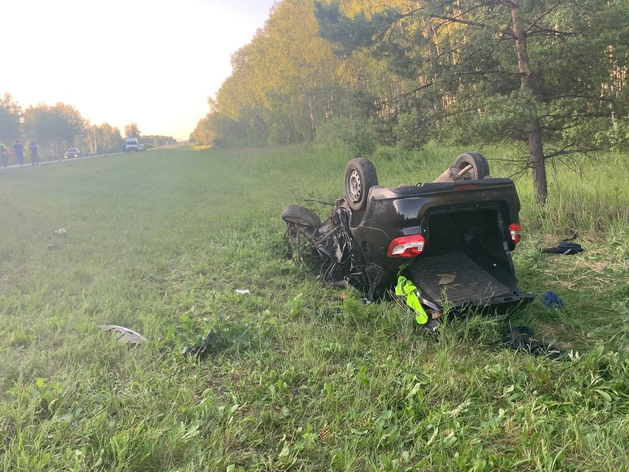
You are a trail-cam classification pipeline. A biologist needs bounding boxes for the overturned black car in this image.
[282,153,534,319]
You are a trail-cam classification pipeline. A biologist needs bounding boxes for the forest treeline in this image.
[0,94,175,162]
[192,0,629,203]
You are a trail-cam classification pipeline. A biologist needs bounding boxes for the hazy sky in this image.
[1,0,277,139]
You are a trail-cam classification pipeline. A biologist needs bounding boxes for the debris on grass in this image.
[235,289,251,295]
[98,325,147,344]
[541,240,583,255]
[181,312,274,360]
[182,329,214,359]
[182,326,244,359]
[502,325,563,359]
[53,228,68,237]
[542,291,565,309]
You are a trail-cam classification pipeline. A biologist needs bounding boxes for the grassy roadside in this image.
[0,145,628,471]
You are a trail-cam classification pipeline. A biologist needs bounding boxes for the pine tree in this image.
[316,0,629,204]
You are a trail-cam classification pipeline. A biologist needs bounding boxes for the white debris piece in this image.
[54,228,68,237]
[235,289,251,295]
[98,325,147,344]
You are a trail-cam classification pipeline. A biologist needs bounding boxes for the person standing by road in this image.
[13,140,24,165]
[29,141,39,166]
[0,143,8,168]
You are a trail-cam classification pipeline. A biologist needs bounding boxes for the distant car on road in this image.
[126,138,139,152]
[64,148,80,159]
[138,144,146,151]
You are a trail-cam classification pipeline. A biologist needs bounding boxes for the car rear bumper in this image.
[450,289,535,318]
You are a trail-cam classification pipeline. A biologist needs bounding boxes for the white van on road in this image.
[125,138,139,152]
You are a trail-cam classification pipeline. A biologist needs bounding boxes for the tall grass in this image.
[0,146,628,471]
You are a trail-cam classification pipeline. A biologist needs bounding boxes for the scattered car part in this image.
[99,325,147,344]
[502,325,563,359]
[182,329,214,359]
[422,318,440,333]
[437,274,457,286]
[235,289,251,295]
[542,241,583,255]
[54,228,68,237]
[542,291,564,309]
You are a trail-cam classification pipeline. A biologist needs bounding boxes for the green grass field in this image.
[1,146,628,471]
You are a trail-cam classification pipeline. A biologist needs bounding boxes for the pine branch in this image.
[526,0,567,34]
[527,27,576,37]
[428,2,516,38]
[544,138,629,159]
[540,94,615,103]
[372,82,434,106]
[430,14,493,30]
[456,69,523,77]
[539,123,582,132]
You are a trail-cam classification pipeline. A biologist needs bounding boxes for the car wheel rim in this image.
[348,169,362,202]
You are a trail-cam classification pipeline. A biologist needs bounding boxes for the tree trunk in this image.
[528,117,547,204]
[511,0,548,205]
[309,96,316,141]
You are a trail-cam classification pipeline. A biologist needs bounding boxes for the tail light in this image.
[387,235,426,258]
[454,184,478,190]
[509,223,522,245]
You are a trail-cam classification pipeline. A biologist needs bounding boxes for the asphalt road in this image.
[0,146,175,173]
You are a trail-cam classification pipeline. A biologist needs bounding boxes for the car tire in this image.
[345,158,378,211]
[281,205,321,228]
[453,152,490,180]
